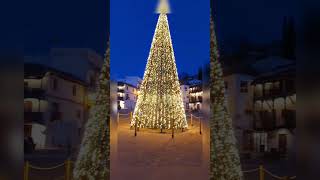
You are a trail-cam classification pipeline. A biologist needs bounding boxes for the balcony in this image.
[189,96,202,103]
[253,80,296,101]
[117,89,125,93]
[253,111,276,131]
[189,88,202,93]
[253,110,296,131]
[24,88,45,99]
[24,112,44,124]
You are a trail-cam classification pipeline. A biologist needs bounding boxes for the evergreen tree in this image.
[210,14,243,180]
[131,0,187,129]
[73,43,110,180]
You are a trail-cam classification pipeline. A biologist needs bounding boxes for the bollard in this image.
[130,112,133,122]
[191,114,193,126]
[24,161,29,180]
[172,127,174,139]
[134,121,137,136]
[65,160,71,180]
[259,165,264,180]
[117,112,120,123]
[199,117,202,135]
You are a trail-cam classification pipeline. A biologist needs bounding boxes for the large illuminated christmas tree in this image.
[210,14,243,179]
[73,43,110,179]
[131,0,187,129]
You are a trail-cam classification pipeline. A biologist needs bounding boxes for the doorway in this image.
[278,134,287,154]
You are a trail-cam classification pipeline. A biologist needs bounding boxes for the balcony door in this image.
[24,101,32,112]
[278,134,287,154]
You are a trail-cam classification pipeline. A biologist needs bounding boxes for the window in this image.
[119,101,125,109]
[240,81,248,93]
[196,103,200,110]
[72,85,77,96]
[126,94,129,100]
[76,110,81,119]
[51,103,61,121]
[52,78,58,90]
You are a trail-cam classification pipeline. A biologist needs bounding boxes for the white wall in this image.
[25,74,87,149]
[24,98,49,112]
[224,74,254,151]
[180,85,189,110]
[31,123,46,149]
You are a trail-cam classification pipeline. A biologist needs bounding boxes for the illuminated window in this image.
[119,101,125,109]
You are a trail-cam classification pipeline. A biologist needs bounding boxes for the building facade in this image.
[25,48,104,108]
[188,81,203,111]
[224,73,254,153]
[251,64,296,155]
[116,77,142,112]
[24,64,88,149]
[180,85,190,111]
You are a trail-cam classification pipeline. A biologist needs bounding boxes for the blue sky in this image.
[19,0,299,75]
[213,0,298,52]
[110,0,210,79]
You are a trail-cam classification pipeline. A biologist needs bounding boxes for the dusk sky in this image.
[21,0,298,78]
[111,0,210,79]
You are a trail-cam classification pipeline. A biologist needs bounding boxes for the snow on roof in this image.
[187,79,202,86]
[24,48,103,83]
[117,76,142,88]
[252,56,292,74]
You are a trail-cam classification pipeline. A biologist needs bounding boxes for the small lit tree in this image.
[73,43,110,179]
[131,0,187,130]
[210,14,243,180]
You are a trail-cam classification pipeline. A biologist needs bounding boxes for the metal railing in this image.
[24,161,295,180]
[242,165,296,180]
[24,160,72,180]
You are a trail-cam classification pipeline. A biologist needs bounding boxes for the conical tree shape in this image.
[73,43,110,179]
[131,2,187,129]
[210,15,243,179]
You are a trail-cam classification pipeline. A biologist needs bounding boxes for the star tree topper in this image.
[156,0,171,14]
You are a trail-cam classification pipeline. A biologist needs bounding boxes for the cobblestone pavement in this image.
[25,116,295,180]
